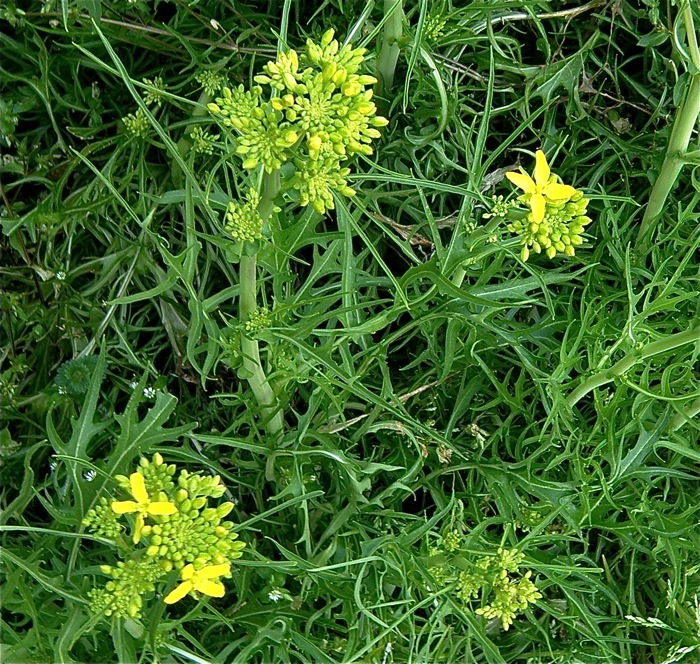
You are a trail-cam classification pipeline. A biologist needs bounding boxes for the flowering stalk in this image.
[567,325,700,407]
[207,29,388,438]
[637,4,700,247]
[239,171,284,438]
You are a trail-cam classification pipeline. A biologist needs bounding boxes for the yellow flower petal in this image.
[505,170,536,194]
[542,182,577,200]
[164,580,193,604]
[194,579,225,598]
[133,513,145,544]
[129,472,149,504]
[147,501,178,516]
[111,500,139,514]
[181,564,195,581]
[196,563,231,580]
[533,150,550,187]
[530,194,546,223]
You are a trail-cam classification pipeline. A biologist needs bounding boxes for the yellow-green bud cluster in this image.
[484,194,516,219]
[138,452,176,494]
[143,76,166,107]
[208,28,388,214]
[196,69,227,97]
[475,570,542,631]
[190,126,219,155]
[141,486,244,572]
[442,528,463,553]
[244,307,271,334]
[427,543,542,632]
[514,506,540,532]
[122,108,149,139]
[88,558,164,619]
[456,560,489,601]
[508,190,591,261]
[423,12,448,43]
[82,497,122,539]
[292,157,355,215]
[225,188,264,243]
[210,85,263,131]
[86,454,246,620]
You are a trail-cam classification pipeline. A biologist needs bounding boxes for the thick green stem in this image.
[670,395,700,431]
[637,6,700,246]
[239,170,284,438]
[567,326,700,407]
[375,0,403,102]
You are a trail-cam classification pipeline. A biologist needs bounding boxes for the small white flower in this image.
[55,271,66,281]
[143,387,156,399]
[57,386,67,395]
[129,380,138,390]
[268,589,283,602]
[49,461,57,472]
[84,469,97,482]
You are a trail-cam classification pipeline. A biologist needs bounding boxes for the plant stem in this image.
[238,170,284,438]
[375,0,403,102]
[637,5,700,246]
[567,325,700,407]
[670,395,700,432]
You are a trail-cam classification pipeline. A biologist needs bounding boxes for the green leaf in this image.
[46,348,110,517]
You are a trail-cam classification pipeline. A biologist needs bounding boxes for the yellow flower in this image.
[505,150,577,223]
[111,472,177,543]
[163,563,231,604]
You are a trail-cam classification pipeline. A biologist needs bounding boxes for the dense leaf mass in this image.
[2,1,700,663]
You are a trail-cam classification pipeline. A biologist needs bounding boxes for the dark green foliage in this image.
[2,1,700,663]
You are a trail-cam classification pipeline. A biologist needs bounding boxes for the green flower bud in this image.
[217,502,235,518]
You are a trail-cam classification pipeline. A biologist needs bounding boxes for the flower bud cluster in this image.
[225,188,264,243]
[85,454,246,620]
[82,497,122,539]
[190,127,219,155]
[483,195,516,220]
[138,452,176,493]
[141,483,244,572]
[423,12,448,43]
[508,190,591,261]
[195,70,227,97]
[427,542,541,632]
[88,558,164,619]
[122,108,149,139]
[292,157,355,215]
[244,307,271,334]
[143,76,166,107]
[208,28,388,215]
[475,570,542,630]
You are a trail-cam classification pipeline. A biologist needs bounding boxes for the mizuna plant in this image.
[208,29,388,439]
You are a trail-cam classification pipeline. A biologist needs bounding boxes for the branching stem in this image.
[637,4,700,246]
[567,325,700,407]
